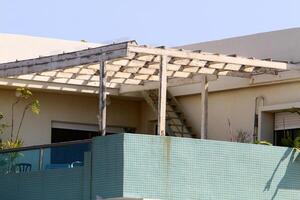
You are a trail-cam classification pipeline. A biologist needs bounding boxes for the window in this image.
[49,121,133,165]
[274,112,300,146]
[51,128,95,164]
[274,129,300,146]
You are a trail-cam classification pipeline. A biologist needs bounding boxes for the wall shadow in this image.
[263,148,300,199]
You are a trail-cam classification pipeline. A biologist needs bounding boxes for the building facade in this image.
[1,28,300,147]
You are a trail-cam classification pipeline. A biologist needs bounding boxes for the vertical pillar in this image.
[201,75,208,139]
[158,55,167,136]
[98,61,107,136]
[38,148,44,170]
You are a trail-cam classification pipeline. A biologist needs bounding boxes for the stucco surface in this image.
[178,81,300,140]
[0,88,142,146]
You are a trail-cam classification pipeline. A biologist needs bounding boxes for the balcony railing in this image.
[0,139,91,175]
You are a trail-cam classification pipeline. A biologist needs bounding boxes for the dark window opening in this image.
[274,129,300,147]
[50,126,132,165]
[50,128,97,165]
[51,128,97,143]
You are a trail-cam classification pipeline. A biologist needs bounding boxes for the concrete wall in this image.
[91,134,300,200]
[0,33,101,64]
[0,168,85,200]
[180,28,300,63]
[177,81,300,140]
[0,88,143,146]
[138,101,156,134]
[142,78,300,142]
[92,135,124,199]
[1,134,300,200]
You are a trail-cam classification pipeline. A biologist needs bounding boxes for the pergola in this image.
[0,40,299,138]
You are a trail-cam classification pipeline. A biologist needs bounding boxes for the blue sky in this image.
[1,0,299,46]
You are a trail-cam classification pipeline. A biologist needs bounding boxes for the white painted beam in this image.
[119,74,217,94]
[98,62,107,136]
[0,78,119,95]
[158,55,167,136]
[0,42,129,78]
[200,75,208,139]
[128,44,289,70]
[218,71,251,78]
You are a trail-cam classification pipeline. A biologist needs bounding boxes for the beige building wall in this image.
[2,80,299,146]
[179,28,300,62]
[177,81,300,141]
[0,88,142,146]
[138,101,156,134]
[0,33,101,64]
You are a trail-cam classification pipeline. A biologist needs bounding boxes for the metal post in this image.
[98,61,107,136]
[201,75,208,139]
[38,148,44,170]
[158,55,167,136]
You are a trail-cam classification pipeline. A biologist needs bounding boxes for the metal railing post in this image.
[38,148,44,171]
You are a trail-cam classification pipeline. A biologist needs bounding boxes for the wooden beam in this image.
[98,62,107,136]
[201,75,208,139]
[0,42,129,78]
[217,71,251,78]
[119,74,217,94]
[158,55,168,136]
[128,44,288,70]
[0,77,119,95]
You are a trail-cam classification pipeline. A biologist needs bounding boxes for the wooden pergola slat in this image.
[1,40,300,137]
[1,41,297,90]
[127,44,290,70]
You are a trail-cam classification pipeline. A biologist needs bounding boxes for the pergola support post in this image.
[201,75,208,139]
[158,55,168,136]
[98,61,107,136]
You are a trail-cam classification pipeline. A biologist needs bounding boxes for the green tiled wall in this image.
[122,134,300,200]
[0,168,84,200]
[91,134,124,199]
[1,134,300,200]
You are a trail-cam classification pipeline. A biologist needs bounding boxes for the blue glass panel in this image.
[51,143,90,164]
[42,142,91,170]
[0,149,39,174]
[0,141,91,173]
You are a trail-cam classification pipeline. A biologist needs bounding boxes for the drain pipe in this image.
[253,96,264,142]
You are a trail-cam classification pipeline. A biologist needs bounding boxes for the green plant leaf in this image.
[1,139,23,150]
[0,88,40,151]
[16,88,33,99]
[255,140,272,146]
[294,136,300,149]
[30,100,40,115]
[0,124,9,134]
